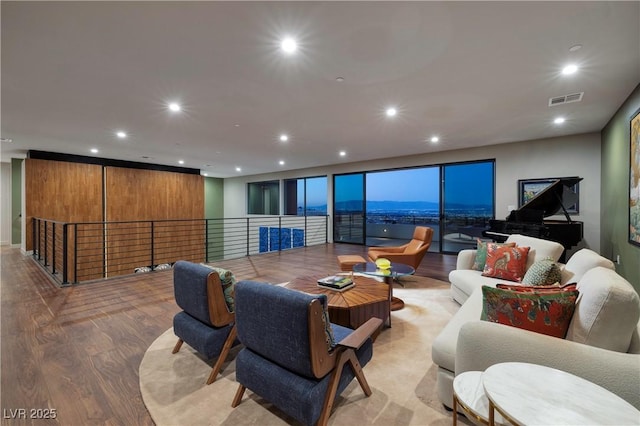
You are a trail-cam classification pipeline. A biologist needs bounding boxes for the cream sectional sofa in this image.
[448,233,615,304]
[433,244,640,412]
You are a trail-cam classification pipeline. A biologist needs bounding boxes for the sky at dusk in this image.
[367,167,439,202]
[302,161,494,208]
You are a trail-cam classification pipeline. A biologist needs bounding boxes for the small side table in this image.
[453,371,505,426]
[352,262,415,311]
[483,362,640,425]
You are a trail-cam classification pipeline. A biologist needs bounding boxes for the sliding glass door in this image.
[441,161,495,252]
[365,167,440,248]
[333,173,365,244]
[332,160,494,253]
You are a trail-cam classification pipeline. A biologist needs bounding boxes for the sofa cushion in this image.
[472,240,516,271]
[481,285,579,338]
[448,269,507,304]
[505,234,564,270]
[522,257,562,285]
[432,288,484,372]
[561,249,615,284]
[566,267,640,352]
[482,244,530,282]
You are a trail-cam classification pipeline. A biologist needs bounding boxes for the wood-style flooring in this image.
[0,244,456,425]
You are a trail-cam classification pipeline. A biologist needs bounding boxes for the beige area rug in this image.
[139,276,472,426]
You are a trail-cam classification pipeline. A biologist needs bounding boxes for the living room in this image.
[1,2,639,425]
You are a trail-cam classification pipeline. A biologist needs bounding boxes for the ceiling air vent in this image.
[548,92,584,107]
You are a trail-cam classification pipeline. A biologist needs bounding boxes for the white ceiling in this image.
[2,1,639,178]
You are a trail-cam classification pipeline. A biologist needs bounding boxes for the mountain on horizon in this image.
[330,200,491,211]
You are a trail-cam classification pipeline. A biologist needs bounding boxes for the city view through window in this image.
[334,161,495,252]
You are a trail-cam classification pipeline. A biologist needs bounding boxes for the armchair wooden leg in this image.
[317,348,370,426]
[231,384,246,408]
[172,338,184,354]
[346,351,372,396]
[206,325,237,385]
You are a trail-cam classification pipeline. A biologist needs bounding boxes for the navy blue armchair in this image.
[172,260,238,385]
[231,280,382,426]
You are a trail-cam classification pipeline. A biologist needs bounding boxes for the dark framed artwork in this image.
[630,107,640,247]
[518,177,579,214]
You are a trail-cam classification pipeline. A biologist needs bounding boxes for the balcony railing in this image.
[32,215,329,286]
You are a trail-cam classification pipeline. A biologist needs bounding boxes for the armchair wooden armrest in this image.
[337,317,383,350]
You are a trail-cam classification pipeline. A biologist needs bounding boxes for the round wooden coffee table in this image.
[285,274,391,329]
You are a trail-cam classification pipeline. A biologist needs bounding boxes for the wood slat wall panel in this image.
[104,167,205,276]
[25,159,207,282]
[104,167,204,221]
[25,159,104,281]
[25,159,103,234]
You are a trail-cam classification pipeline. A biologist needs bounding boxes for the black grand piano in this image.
[483,177,583,261]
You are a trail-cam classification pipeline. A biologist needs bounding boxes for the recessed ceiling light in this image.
[235,167,242,172]
[339,151,347,157]
[554,117,566,124]
[569,44,582,52]
[386,107,397,117]
[178,160,184,165]
[335,77,345,83]
[168,102,181,112]
[562,64,578,75]
[116,131,127,139]
[90,148,98,154]
[430,136,439,143]
[281,37,297,54]
[279,134,289,142]
[203,172,208,177]
[279,160,285,165]
[234,124,240,127]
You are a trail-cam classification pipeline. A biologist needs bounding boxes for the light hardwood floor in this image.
[0,244,456,425]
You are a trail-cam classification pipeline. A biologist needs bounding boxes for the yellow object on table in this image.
[375,258,391,269]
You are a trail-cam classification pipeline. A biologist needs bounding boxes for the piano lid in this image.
[517,177,582,220]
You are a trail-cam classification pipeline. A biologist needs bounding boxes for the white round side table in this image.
[483,362,640,425]
[452,371,505,426]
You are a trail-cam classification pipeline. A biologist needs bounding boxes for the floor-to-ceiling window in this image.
[365,167,440,248]
[441,161,495,252]
[333,173,365,244]
[284,176,327,216]
[332,160,495,253]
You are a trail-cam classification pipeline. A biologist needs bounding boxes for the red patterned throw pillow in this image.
[472,240,516,271]
[481,285,579,338]
[482,244,530,282]
[497,283,578,293]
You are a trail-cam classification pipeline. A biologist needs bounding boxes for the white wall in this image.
[224,132,601,253]
[0,162,12,246]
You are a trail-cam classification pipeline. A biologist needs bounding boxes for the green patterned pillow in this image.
[200,264,237,312]
[320,298,336,349]
[522,257,562,286]
[472,239,516,271]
